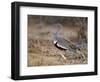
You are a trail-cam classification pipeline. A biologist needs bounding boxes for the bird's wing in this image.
[57,37,71,48]
[57,37,77,50]
[69,43,77,49]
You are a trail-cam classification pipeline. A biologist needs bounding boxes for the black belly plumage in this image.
[54,42,67,50]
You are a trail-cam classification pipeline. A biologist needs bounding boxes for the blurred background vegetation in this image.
[28,15,87,27]
[28,15,87,42]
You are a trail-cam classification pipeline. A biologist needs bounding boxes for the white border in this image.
[20,6,94,76]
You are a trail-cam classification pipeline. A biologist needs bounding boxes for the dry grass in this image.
[28,39,87,67]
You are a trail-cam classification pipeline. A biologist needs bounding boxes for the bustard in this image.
[52,24,85,61]
[52,24,78,52]
[53,31,79,53]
